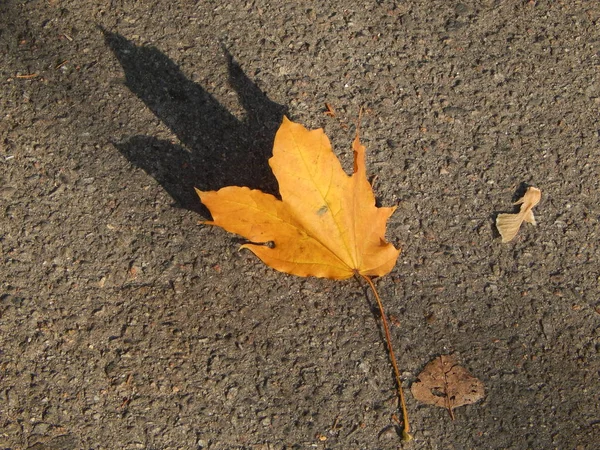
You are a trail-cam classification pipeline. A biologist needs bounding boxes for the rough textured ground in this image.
[1,1,599,449]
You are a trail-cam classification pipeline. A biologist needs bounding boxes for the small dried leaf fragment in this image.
[411,355,485,419]
[323,102,336,117]
[496,186,541,243]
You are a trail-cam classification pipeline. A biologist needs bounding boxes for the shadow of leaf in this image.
[102,29,287,213]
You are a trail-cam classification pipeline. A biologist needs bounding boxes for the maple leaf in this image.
[196,116,400,280]
[196,116,410,440]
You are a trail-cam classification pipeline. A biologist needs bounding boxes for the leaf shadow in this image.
[355,276,381,318]
[101,28,287,214]
[354,275,395,360]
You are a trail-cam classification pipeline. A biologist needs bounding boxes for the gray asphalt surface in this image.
[1,1,599,449]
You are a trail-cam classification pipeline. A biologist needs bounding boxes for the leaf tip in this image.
[194,187,205,198]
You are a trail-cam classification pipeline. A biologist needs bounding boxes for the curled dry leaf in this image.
[496,186,541,243]
[411,354,485,420]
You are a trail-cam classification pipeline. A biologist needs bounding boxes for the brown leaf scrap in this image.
[411,355,485,420]
[496,186,541,243]
[323,102,336,117]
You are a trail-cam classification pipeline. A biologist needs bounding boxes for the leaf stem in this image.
[360,274,413,441]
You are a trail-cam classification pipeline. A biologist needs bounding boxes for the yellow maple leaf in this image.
[196,117,411,440]
[196,116,400,279]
